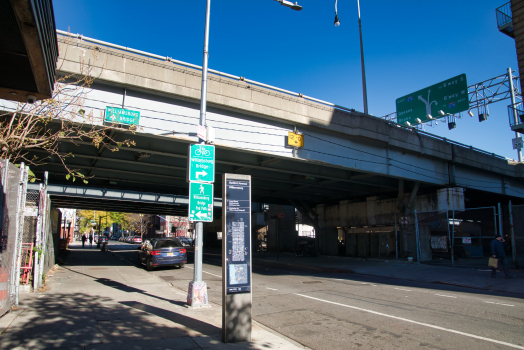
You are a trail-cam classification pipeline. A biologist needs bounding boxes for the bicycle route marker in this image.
[187,144,215,183]
[188,182,213,222]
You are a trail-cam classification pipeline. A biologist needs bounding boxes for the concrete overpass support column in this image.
[318,227,339,256]
[344,228,357,257]
[267,205,296,252]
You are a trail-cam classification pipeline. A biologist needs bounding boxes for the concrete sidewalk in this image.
[0,244,307,350]
[252,252,524,296]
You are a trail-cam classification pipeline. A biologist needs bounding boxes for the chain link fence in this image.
[414,205,524,267]
[510,204,524,268]
[0,161,24,316]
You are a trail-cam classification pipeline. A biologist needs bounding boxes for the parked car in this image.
[178,237,194,246]
[119,236,125,242]
[110,235,119,240]
[133,236,142,244]
[126,236,134,243]
[138,238,186,271]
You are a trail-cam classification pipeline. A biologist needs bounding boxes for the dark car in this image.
[98,236,108,244]
[138,238,186,271]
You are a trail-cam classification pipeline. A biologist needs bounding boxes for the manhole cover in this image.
[89,268,108,270]
[303,281,322,284]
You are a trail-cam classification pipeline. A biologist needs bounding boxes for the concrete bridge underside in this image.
[4,34,524,257]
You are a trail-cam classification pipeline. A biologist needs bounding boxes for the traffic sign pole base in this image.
[187,281,208,307]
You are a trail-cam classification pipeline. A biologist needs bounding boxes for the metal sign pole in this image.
[509,201,518,268]
[187,0,211,307]
[507,68,522,162]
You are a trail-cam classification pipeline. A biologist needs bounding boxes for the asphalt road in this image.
[109,241,524,350]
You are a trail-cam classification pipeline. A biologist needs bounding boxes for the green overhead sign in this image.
[396,74,469,126]
[187,144,215,183]
[105,106,140,125]
[188,182,213,222]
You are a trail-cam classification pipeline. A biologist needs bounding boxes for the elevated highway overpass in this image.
[4,33,524,255]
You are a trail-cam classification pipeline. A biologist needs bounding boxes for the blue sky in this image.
[53,0,520,159]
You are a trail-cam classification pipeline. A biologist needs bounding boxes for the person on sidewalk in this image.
[89,233,93,248]
[81,234,87,248]
[490,234,514,279]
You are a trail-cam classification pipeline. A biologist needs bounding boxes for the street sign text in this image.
[396,74,469,126]
[187,144,215,183]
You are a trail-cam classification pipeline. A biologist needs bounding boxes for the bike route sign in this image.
[396,74,469,126]
[187,144,215,183]
[188,182,213,222]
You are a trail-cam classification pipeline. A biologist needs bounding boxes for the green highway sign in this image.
[396,74,469,126]
[188,182,213,222]
[187,144,215,183]
[105,106,140,125]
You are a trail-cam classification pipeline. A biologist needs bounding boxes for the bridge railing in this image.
[496,2,513,29]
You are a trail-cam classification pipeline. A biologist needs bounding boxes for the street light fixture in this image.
[334,0,368,115]
[274,0,303,11]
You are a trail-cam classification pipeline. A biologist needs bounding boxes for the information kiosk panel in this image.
[224,178,251,294]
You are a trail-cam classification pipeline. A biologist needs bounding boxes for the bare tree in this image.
[0,41,135,183]
[127,213,152,238]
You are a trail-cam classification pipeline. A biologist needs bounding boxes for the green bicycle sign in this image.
[187,144,215,183]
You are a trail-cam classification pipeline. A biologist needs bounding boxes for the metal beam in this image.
[27,183,222,207]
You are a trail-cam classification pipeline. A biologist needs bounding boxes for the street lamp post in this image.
[188,0,303,308]
[334,0,369,115]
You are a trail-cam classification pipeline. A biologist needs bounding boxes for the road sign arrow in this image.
[195,211,208,219]
[196,170,208,179]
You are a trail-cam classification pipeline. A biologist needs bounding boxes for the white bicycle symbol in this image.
[195,145,211,156]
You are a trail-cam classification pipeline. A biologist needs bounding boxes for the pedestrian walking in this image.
[81,234,87,248]
[490,234,514,279]
[89,233,93,248]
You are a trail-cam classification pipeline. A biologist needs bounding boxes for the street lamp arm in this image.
[274,0,303,11]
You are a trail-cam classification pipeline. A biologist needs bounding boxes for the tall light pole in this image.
[188,0,303,308]
[334,0,369,115]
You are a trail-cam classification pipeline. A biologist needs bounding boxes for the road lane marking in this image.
[434,294,457,298]
[267,288,278,291]
[186,266,221,278]
[484,301,514,307]
[295,293,524,350]
[203,271,221,278]
[394,288,412,292]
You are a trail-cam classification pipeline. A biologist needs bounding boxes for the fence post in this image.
[493,207,498,236]
[446,210,452,265]
[38,172,49,283]
[414,210,420,262]
[13,164,28,305]
[33,183,43,291]
[395,213,398,260]
[509,201,518,268]
[451,210,455,266]
[498,203,503,240]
